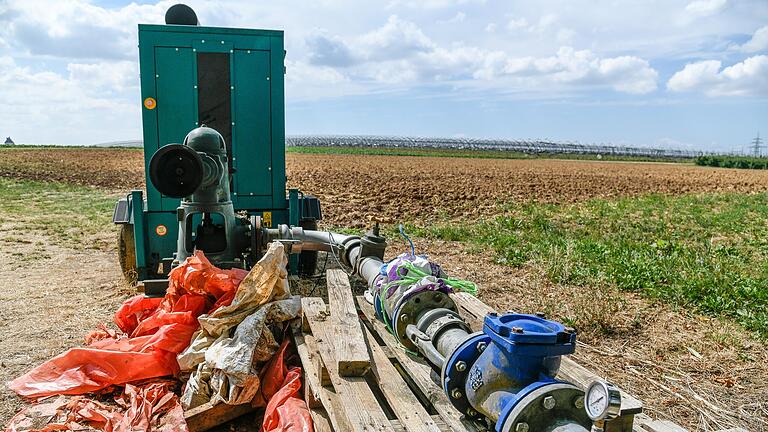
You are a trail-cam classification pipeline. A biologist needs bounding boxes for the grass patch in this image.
[287,146,693,163]
[0,178,119,250]
[412,193,768,337]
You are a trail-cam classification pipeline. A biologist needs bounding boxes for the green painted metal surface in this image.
[131,22,292,277]
[139,23,287,215]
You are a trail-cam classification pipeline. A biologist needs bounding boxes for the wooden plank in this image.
[289,319,323,409]
[326,269,371,376]
[363,324,443,432]
[304,297,395,432]
[451,292,644,417]
[357,296,485,432]
[184,400,255,432]
[292,315,353,432]
[309,407,335,432]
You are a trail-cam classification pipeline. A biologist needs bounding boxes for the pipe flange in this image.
[499,382,591,432]
[393,290,455,351]
[441,332,488,419]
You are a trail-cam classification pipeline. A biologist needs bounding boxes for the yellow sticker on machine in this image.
[262,211,272,227]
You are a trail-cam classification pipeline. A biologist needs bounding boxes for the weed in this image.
[419,193,768,337]
[0,178,119,250]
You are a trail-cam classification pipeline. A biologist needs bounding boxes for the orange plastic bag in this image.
[9,252,248,399]
[4,380,187,432]
[256,339,313,432]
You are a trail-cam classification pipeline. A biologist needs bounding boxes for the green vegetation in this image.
[287,146,692,163]
[0,178,119,250]
[696,155,768,169]
[411,193,768,338]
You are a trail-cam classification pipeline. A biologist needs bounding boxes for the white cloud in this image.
[484,23,497,33]
[439,12,466,24]
[67,62,137,92]
[0,56,139,144]
[667,55,768,96]
[359,15,436,59]
[386,0,485,9]
[474,47,658,94]
[507,18,529,31]
[685,0,728,16]
[737,26,768,53]
[305,16,658,95]
[505,14,559,34]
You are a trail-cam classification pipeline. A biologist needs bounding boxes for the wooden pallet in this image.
[292,270,696,432]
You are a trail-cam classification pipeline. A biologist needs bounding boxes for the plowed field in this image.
[2,148,768,227]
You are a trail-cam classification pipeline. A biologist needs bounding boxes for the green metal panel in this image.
[138,24,287,213]
[130,190,147,273]
[146,212,179,267]
[155,46,196,211]
[233,49,272,198]
[270,36,287,209]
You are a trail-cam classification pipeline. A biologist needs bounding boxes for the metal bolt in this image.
[476,342,487,352]
[535,311,546,318]
[512,326,524,334]
[466,408,477,417]
[451,389,462,399]
[455,361,467,372]
[399,313,409,323]
[433,292,442,302]
[574,396,585,409]
[542,395,556,410]
[515,423,529,432]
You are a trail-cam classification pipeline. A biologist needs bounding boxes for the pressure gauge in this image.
[584,380,621,421]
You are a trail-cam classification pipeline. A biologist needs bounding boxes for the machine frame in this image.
[113,21,320,281]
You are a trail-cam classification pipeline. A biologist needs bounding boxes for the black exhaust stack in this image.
[165,4,199,26]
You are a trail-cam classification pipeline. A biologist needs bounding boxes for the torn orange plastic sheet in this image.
[256,339,313,432]
[4,380,187,432]
[9,251,247,399]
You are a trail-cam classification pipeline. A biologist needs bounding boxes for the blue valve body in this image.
[443,313,577,431]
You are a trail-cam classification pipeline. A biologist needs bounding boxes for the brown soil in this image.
[286,154,768,228]
[3,148,768,228]
[1,149,767,430]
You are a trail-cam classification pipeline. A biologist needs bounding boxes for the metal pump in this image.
[149,126,251,269]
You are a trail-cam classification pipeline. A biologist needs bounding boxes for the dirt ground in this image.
[1,149,767,430]
[0,222,129,427]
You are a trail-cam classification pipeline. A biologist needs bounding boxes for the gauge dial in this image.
[584,381,621,421]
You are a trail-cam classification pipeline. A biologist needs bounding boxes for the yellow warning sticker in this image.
[143,97,157,110]
[155,224,168,236]
[262,211,272,228]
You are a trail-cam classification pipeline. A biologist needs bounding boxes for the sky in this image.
[0,0,766,151]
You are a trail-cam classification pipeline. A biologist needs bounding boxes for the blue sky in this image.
[0,0,766,151]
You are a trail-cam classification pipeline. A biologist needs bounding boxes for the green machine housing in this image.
[113,18,321,282]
